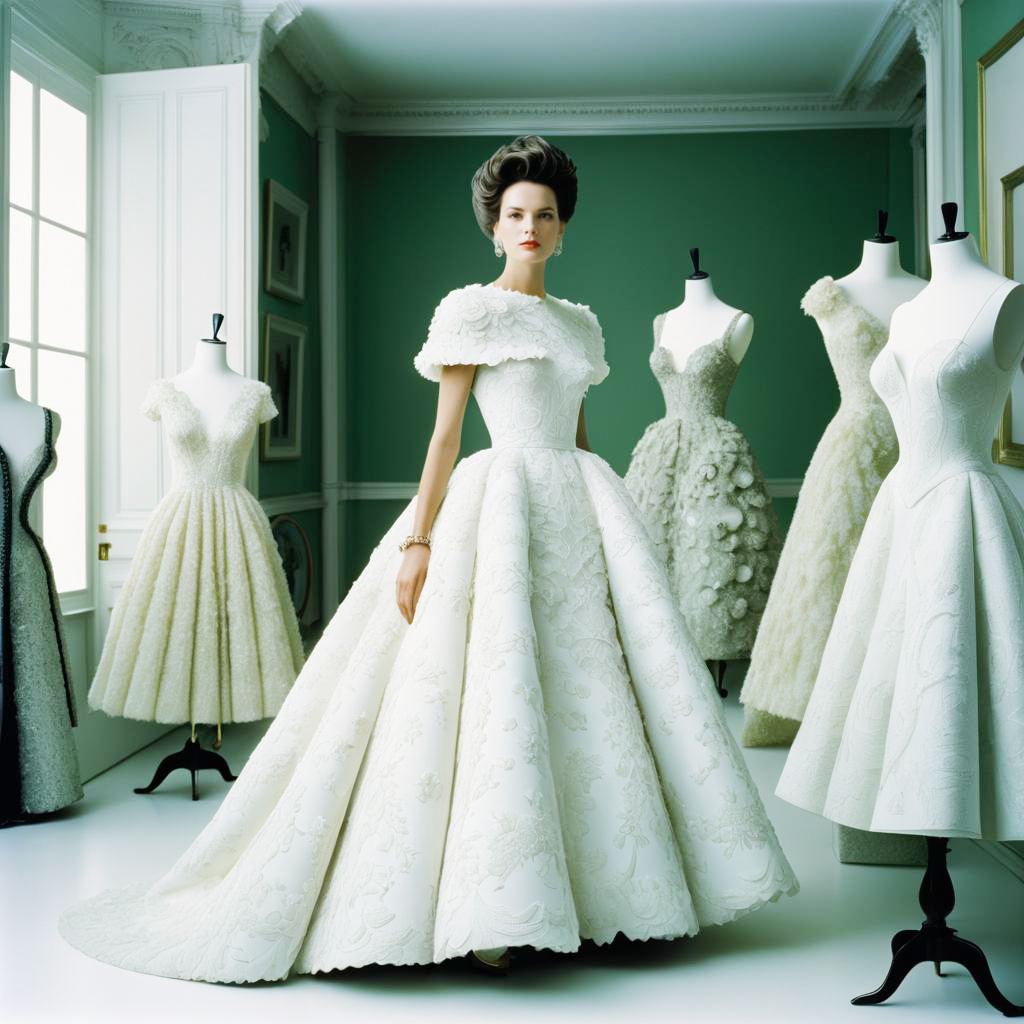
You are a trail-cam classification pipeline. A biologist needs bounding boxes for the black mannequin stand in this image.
[852,836,1023,1016]
[134,727,237,801]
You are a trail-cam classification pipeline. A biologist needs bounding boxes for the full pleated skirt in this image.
[87,484,304,724]
[776,469,1024,839]
[61,447,797,983]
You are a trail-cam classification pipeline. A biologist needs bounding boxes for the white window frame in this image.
[9,13,96,616]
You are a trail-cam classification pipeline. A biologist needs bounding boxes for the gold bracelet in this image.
[399,534,431,552]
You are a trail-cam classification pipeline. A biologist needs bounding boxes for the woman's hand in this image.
[396,544,431,624]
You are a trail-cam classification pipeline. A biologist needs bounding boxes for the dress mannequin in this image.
[658,249,753,368]
[777,204,1024,1014]
[170,314,248,434]
[624,249,780,681]
[834,211,925,327]
[0,353,62,465]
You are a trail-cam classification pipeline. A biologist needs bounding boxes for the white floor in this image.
[3,673,1023,1024]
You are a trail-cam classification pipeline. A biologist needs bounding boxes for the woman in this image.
[60,136,797,983]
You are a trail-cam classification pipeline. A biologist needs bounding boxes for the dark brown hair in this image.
[470,135,578,239]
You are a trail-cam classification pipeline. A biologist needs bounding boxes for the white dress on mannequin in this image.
[60,281,797,983]
[777,239,1024,839]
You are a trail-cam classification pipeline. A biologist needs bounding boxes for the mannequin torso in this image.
[0,369,62,466]
[656,275,753,369]
[835,240,925,329]
[171,340,249,436]
[887,235,1024,377]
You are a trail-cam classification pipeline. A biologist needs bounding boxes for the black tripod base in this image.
[852,837,1023,1017]
[134,735,237,801]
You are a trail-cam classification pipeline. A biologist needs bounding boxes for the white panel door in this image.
[95,62,255,675]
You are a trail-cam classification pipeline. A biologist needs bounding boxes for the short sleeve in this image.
[141,379,166,421]
[583,307,610,386]
[257,384,278,424]
[413,286,549,383]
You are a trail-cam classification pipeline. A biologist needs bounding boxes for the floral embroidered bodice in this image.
[870,279,1019,507]
[142,378,276,488]
[414,282,609,451]
[649,311,743,419]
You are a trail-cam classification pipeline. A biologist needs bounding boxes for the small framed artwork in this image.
[261,314,305,461]
[270,514,317,626]
[264,178,308,303]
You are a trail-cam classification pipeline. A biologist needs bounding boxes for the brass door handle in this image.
[98,542,111,561]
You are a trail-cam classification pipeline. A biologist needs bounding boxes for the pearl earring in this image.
[494,239,505,257]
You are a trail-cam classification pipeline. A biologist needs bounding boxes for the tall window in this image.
[7,65,89,596]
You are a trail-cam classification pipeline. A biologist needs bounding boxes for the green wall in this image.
[257,90,323,625]
[962,0,1024,237]
[258,90,322,500]
[341,128,916,590]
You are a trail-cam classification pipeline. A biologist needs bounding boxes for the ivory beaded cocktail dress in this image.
[740,277,898,746]
[86,377,304,725]
[59,282,797,983]
[624,310,780,661]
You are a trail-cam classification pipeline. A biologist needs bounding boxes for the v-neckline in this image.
[0,406,51,479]
[165,378,257,441]
[823,277,889,336]
[654,309,744,375]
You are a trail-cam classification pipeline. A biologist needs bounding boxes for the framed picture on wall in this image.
[979,16,1024,469]
[264,178,308,303]
[261,314,305,461]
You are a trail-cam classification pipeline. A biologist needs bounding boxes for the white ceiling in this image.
[289,0,902,100]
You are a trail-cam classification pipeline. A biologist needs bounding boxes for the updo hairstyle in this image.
[470,135,578,240]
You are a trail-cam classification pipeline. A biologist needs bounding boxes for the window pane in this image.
[37,350,86,593]
[9,72,33,210]
[39,88,86,232]
[39,222,86,352]
[4,341,33,399]
[9,207,33,341]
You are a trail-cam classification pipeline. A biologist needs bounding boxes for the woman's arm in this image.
[575,401,591,453]
[395,363,476,623]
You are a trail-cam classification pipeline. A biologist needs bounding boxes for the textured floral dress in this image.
[740,278,897,747]
[0,408,83,822]
[60,282,797,984]
[777,277,1024,839]
[624,310,780,660]
[87,377,304,725]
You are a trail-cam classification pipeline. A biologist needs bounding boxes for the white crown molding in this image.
[332,94,914,137]
[338,478,804,502]
[839,5,917,111]
[259,43,317,133]
[895,0,963,238]
[103,0,299,72]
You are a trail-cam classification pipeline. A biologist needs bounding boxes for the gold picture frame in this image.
[978,17,1024,469]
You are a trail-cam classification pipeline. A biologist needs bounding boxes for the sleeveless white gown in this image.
[59,282,797,983]
[777,278,1024,840]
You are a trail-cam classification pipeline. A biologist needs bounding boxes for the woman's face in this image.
[491,180,564,263]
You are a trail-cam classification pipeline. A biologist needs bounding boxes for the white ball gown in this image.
[776,277,1024,839]
[60,282,797,983]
